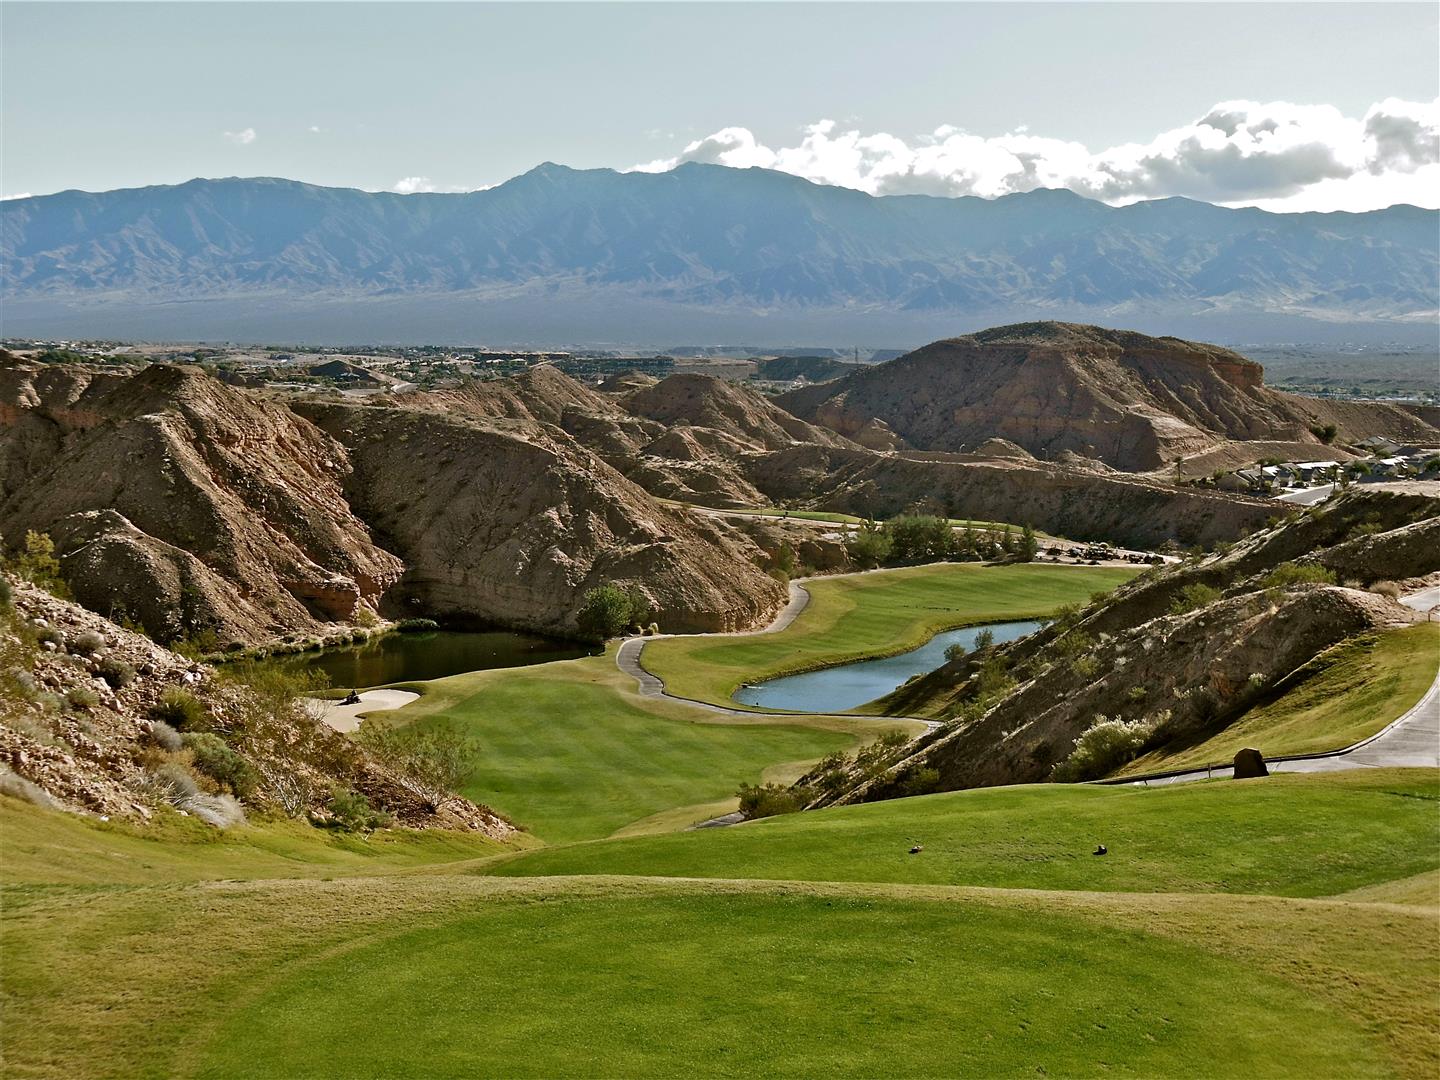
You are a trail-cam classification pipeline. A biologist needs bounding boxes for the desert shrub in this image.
[1053,631,1094,660]
[943,642,967,663]
[973,628,995,651]
[1053,715,1153,782]
[97,657,137,689]
[65,686,100,710]
[1126,685,1148,703]
[736,781,808,819]
[974,654,1014,700]
[179,793,246,828]
[575,584,641,642]
[0,576,11,613]
[1369,580,1402,599]
[183,732,259,798]
[34,625,64,648]
[898,766,942,797]
[151,688,211,732]
[324,786,393,832]
[170,628,221,658]
[1168,582,1221,615]
[354,607,381,629]
[69,630,106,657]
[1070,654,1100,679]
[395,618,440,633]
[148,760,201,801]
[846,527,893,569]
[10,531,68,597]
[1308,422,1339,444]
[0,767,56,808]
[147,719,184,752]
[357,723,475,810]
[1261,562,1337,589]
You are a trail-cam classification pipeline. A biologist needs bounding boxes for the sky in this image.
[3,1,1438,211]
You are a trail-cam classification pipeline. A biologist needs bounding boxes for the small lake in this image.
[278,630,590,689]
[732,620,1043,713]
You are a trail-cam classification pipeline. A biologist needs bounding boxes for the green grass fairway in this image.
[487,768,1440,897]
[643,562,1137,707]
[372,652,898,843]
[191,888,1377,1080]
[1123,623,1440,775]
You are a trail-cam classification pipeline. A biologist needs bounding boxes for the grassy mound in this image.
[643,563,1136,707]
[191,888,1377,1079]
[486,769,1440,897]
[1122,622,1439,775]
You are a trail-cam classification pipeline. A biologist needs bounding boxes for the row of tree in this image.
[846,515,1038,569]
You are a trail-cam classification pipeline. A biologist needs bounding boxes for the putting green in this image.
[487,768,1440,897]
[642,562,1137,707]
[193,889,1379,1079]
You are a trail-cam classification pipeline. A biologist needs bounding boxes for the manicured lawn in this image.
[643,562,1137,707]
[1122,623,1439,775]
[487,768,1440,898]
[191,888,1378,1080]
[372,652,892,843]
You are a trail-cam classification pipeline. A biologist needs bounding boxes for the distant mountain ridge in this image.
[3,164,1437,340]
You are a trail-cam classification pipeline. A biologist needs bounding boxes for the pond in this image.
[732,620,1043,713]
[277,629,591,689]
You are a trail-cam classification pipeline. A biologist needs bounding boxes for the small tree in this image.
[576,585,634,642]
[11,531,68,596]
[1019,523,1038,562]
[846,527,893,569]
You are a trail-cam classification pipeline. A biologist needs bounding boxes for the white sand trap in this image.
[306,689,420,733]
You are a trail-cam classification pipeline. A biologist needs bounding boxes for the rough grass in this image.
[4,874,1421,1080]
[643,562,1137,707]
[486,768,1440,898]
[365,651,905,843]
[1122,623,1439,775]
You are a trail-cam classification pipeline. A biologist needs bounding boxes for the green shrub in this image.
[886,515,954,562]
[394,618,439,633]
[65,686,100,710]
[1261,563,1337,589]
[151,688,211,732]
[972,628,995,651]
[1070,655,1100,679]
[183,732,258,798]
[1053,715,1153,782]
[35,625,64,648]
[943,642,967,663]
[324,786,393,832]
[97,657,137,689]
[846,526,893,569]
[1168,582,1221,615]
[357,723,475,810]
[575,584,644,642]
[0,576,11,613]
[736,781,808,819]
[10,531,68,597]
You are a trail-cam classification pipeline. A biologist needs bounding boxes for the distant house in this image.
[1291,460,1340,483]
[1234,468,1269,491]
[1374,456,1411,476]
[1355,435,1402,456]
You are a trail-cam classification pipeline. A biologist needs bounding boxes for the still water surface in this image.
[732,620,1042,713]
[280,630,590,689]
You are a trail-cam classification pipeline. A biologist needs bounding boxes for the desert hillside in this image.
[778,322,1440,470]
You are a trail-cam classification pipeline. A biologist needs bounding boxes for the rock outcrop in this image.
[0,361,403,645]
[778,323,1440,471]
[295,400,787,636]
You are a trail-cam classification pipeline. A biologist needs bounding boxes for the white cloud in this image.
[633,98,1440,212]
[308,125,323,134]
[392,176,436,194]
[222,127,257,146]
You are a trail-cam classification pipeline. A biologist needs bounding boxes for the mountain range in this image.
[3,164,1437,343]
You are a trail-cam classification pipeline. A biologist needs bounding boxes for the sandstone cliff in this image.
[0,362,403,645]
[778,322,1440,471]
[295,399,787,636]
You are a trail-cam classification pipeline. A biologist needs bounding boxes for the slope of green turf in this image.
[193,889,1379,1080]
[1122,623,1440,775]
[642,563,1137,707]
[372,652,891,843]
[486,768,1440,897]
